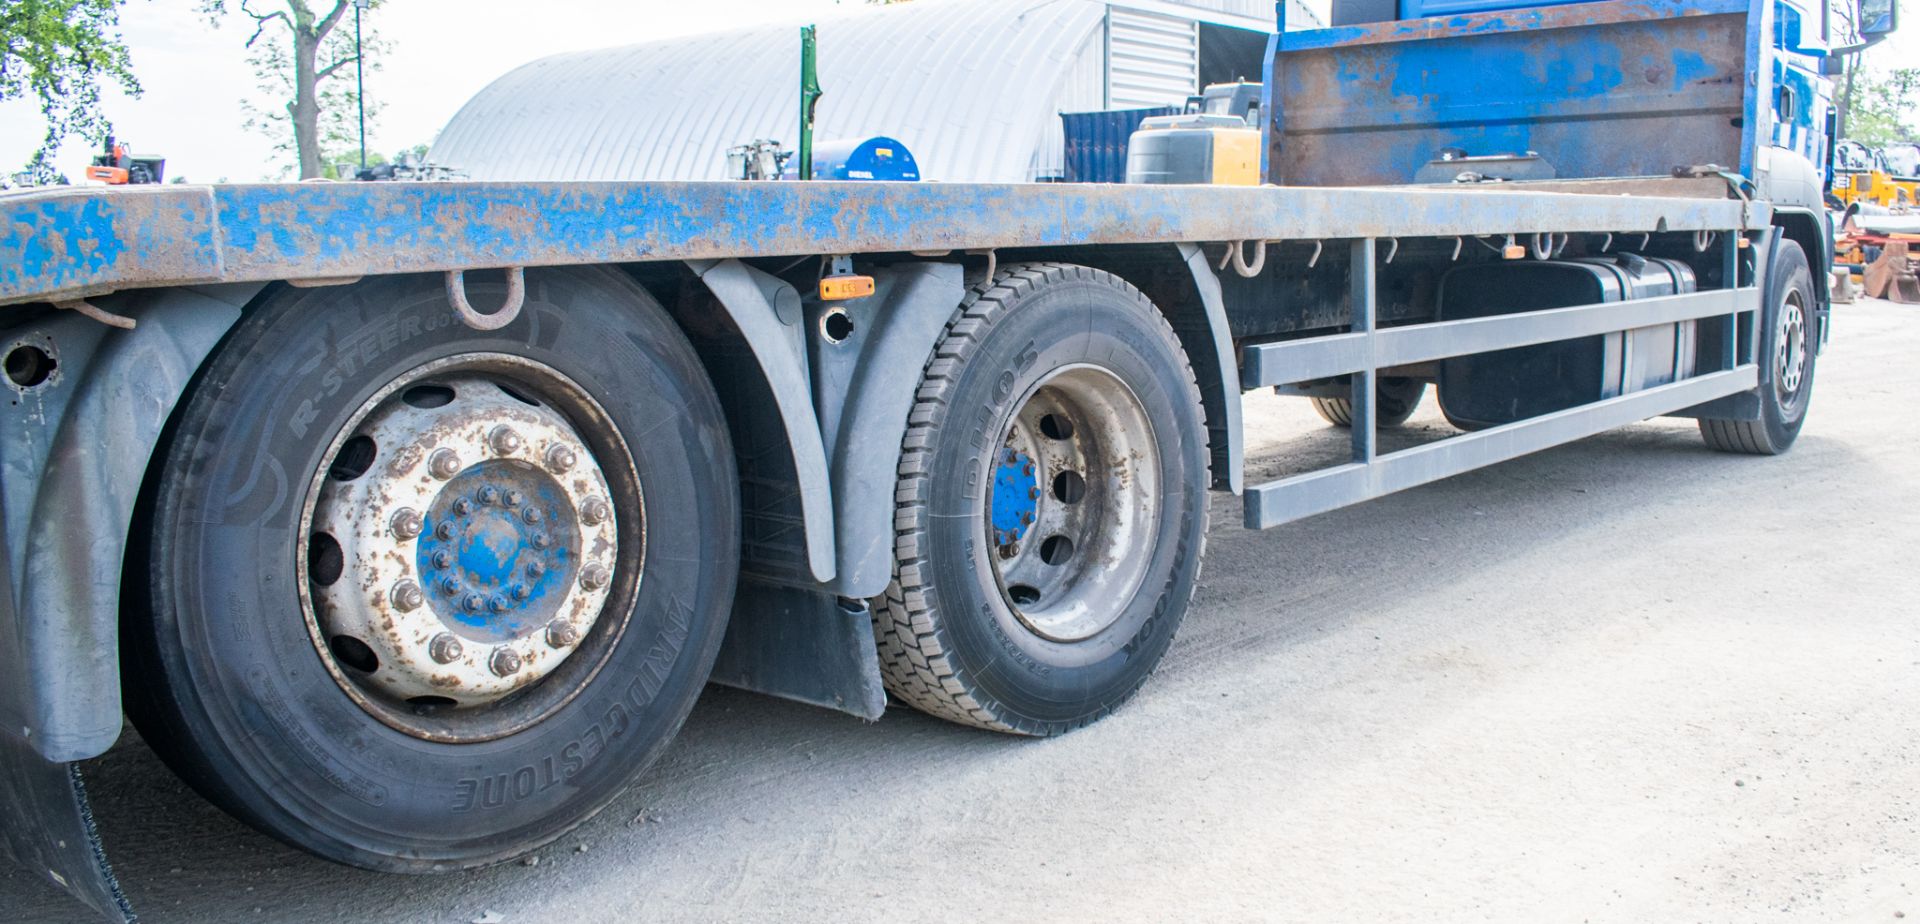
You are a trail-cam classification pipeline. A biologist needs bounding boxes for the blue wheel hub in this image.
[417,461,577,644]
[990,447,1041,546]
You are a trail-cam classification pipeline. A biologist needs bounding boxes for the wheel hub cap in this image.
[990,448,1041,548]
[986,365,1160,644]
[1777,297,1807,400]
[310,375,618,707]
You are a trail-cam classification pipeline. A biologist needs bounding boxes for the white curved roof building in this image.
[431,0,1316,184]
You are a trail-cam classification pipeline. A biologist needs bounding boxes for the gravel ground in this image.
[6,298,1917,924]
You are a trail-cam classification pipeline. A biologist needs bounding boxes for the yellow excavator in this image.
[1832,140,1917,210]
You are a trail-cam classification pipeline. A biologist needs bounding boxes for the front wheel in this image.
[1699,239,1817,455]
[124,268,739,870]
[869,263,1211,736]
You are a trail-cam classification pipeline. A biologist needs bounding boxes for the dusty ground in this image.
[6,298,1917,923]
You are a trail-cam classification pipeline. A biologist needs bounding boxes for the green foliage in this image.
[199,1,385,179]
[0,0,141,182]
[1847,67,1920,148]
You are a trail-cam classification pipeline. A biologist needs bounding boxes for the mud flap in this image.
[0,738,134,922]
[1,489,133,921]
[708,579,887,720]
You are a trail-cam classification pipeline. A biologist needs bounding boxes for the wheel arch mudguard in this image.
[684,258,967,720]
[1,282,260,922]
[1,283,259,763]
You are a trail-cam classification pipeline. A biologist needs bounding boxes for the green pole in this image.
[799,25,822,180]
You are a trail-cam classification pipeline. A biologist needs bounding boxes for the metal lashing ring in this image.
[1307,240,1323,269]
[1230,239,1267,277]
[1383,238,1400,265]
[447,267,526,331]
[1693,229,1715,252]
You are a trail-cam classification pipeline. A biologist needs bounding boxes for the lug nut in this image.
[487,594,510,614]
[504,489,524,508]
[462,593,485,613]
[579,563,610,592]
[489,648,523,677]
[581,497,610,527]
[390,507,424,540]
[477,485,500,505]
[489,426,523,456]
[452,497,474,516]
[429,449,462,480]
[545,444,577,474]
[511,584,531,601]
[527,561,547,579]
[522,507,542,525]
[432,549,455,569]
[435,520,457,541]
[441,576,463,595]
[531,532,551,551]
[391,580,424,612]
[429,633,463,664]
[545,620,580,649]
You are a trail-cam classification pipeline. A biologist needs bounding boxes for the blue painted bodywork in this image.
[1400,0,1588,17]
[1269,0,1844,205]
[0,180,1753,307]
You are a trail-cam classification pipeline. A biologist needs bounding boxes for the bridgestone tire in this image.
[123,267,738,871]
[869,263,1210,736]
[1699,240,1817,455]
[1311,377,1426,428]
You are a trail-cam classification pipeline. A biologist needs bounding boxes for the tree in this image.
[0,0,141,183]
[1844,66,1920,148]
[199,1,384,180]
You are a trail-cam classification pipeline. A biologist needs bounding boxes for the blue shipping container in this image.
[1061,107,1179,184]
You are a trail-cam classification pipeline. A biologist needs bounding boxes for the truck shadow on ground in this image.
[0,413,1868,923]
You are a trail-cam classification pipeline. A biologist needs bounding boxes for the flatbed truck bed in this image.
[3,179,1751,304]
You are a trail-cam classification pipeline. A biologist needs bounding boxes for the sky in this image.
[1,0,1915,184]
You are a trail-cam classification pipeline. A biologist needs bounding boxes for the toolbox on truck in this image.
[1436,254,1698,429]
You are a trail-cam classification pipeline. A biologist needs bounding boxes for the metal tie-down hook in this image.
[447,267,526,331]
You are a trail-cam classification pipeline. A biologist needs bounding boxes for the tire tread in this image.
[867,262,1208,736]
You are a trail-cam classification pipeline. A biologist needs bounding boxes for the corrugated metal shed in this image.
[431,0,1298,184]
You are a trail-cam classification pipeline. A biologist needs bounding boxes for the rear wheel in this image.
[1310,376,1425,428]
[124,267,738,870]
[1699,240,1817,455]
[869,263,1210,736]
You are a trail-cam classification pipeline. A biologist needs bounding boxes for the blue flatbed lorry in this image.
[0,0,1896,917]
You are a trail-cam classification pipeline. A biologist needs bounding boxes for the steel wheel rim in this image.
[296,353,643,742]
[985,364,1161,644]
[1776,291,1807,405]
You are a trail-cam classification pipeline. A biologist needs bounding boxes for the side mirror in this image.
[1860,0,1897,37]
